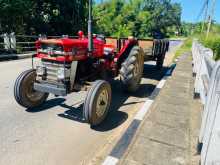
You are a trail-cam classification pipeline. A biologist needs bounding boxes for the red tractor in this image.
[14,0,144,126]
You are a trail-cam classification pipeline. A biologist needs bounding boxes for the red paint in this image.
[35,32,138,70]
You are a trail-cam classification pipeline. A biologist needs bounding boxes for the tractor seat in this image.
[96,34,106,44]
[104,45,115,57]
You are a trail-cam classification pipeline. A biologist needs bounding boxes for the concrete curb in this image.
[102,63,176,165]
[0,53,34,61]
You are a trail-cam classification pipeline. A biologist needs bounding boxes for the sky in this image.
[173,0,220,23]
[95,0,220,23]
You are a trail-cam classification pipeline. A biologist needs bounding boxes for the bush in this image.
[199,34,220,60]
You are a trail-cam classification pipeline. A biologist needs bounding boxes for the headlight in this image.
[36,66,46,76]
[57,68,65,80]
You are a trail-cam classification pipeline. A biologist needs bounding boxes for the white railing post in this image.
[192,39,220,165]
[3,33,10,50]
[10,32,16,50]
[200,62,220,165]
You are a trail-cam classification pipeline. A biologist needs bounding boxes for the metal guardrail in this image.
[0,33,37,55]
[0,33,78,55]
[192,40,220,165]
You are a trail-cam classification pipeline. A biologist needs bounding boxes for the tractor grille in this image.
[37,61,71,84]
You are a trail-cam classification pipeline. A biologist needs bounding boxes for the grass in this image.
[172,32,220,61]
[174,37,193,60]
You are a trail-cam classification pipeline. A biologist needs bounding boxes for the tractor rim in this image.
[96,89,108,117]
[25,74,45,102]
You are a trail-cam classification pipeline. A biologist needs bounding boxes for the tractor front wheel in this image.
[120,46,144,92]
[83,80,112,126]
[14,69,49,108]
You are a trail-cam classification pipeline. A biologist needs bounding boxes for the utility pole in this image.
[201,0,209,32]
[206,0,216,38]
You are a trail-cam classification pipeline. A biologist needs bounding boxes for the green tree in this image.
[94,0,182,38]
[0,0,88,35]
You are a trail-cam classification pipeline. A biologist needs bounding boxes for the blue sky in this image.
[173,0,220,23]
[95,0,220,23]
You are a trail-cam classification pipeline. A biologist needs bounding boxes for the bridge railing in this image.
[0,33,38,55]
[0,33,79,56]
[192,40,220,165]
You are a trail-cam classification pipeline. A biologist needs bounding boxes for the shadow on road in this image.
[143,63,169,80]
[26,98,66,112]
[58,103,86,123]
[57,63,169,131]
[26,63,169,131]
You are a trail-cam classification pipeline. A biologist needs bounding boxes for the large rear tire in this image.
[120,46,144,92]
[14,69,49,108]
[83,80,112,126]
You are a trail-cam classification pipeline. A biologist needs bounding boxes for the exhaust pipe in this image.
[88,0,93,54]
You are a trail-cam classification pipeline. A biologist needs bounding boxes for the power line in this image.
[206,0,217,38]
[201,0,209,32]
[191,0,209,35]
[196,0,209,22]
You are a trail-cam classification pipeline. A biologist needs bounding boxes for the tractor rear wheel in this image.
[14,69,49,108]
[120,46,144,92]
[83,80,112,126]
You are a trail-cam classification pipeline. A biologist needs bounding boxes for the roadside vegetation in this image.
[174,38,193,59]
[199,33,220,60]
[174,23,220,60]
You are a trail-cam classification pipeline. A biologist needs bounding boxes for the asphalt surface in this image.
[0,58,168,165]
[169,40,183,52]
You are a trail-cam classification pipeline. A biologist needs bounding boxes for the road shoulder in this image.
[119,53,202,165]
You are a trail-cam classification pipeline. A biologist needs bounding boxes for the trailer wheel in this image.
[14,69,49,108]
[83,80,112,126]
[120,46,144,92]
[156,56,164,70]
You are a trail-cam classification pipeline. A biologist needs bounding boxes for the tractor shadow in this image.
[58,103,86,123]
[27,62,170,131]
[26,98,66,112]
[57,63,170,131]
[142,63,169,81]
[57,85,131,131]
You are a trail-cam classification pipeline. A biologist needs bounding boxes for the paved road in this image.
[169,40,183,52]
[0,58,167,165]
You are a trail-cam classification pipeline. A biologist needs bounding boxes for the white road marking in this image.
[102,66,174,164]
[102,156,119,165]
[134,99,154,121]
[156,79,166,89]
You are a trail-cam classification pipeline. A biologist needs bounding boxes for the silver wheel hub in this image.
[96,89,108,117]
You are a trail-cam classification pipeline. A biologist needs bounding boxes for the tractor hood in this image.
[36,37,105,61]
[38,38,104,47]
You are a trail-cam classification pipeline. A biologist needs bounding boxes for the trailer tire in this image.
[83,80,111,126]
[156,56,164,70]
[14,69,49,108]
[120,46,144,92]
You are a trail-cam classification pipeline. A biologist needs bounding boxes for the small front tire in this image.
[14,69,49,108]
[83,80,112,126]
